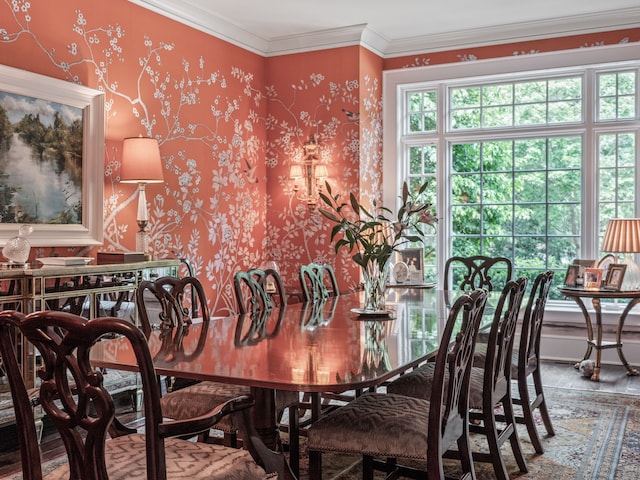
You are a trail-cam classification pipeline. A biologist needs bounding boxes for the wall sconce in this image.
[290,135,328,209]
[120,136,164,255]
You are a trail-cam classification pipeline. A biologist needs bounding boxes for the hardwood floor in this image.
[0,360,638,477]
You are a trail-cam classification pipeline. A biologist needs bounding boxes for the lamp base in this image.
[135,219,149,258]
[620,255,640,291]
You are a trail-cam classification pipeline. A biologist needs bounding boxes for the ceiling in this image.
[130,0,640,57]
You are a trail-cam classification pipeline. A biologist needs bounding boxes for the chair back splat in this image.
[0,314,43,480]
[430,289,488,471]
[136,275,209,337]
[299,263,339,303]
[234,268,287,314]
[444,255,512,291]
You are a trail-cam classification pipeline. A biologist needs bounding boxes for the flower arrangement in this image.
[318,180,437,312]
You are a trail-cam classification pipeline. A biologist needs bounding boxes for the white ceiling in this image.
[130,0,640,57]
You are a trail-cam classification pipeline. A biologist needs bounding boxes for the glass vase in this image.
[362,258,390,312]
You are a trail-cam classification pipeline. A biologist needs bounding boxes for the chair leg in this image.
[456,427,475,479]
[484,412,510,480]
[533,369,555,436]
[502,397,527,474]
[309,450,322,480]
[517,378,545,454]
[362,455,375,480]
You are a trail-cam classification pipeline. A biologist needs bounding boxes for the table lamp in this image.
[120,136,164,254]
[601,218,640,290]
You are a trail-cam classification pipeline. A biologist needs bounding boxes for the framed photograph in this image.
[603,264,626,291]
[584,267,603,290]
[564,265,580,287]
[399,248,423,283]
[572,259,596,286]
[0,65,104,247]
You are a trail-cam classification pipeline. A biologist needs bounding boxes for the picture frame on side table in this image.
[603,264,626,291]
[584,267,603,290]
[0,64,104,247]
[564,265,580,287]
[572,259,596,286]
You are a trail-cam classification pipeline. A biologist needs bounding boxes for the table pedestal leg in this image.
[251,387,279,451]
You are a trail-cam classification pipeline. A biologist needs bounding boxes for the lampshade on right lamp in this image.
[601,218,640,290]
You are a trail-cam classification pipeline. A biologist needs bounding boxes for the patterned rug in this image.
[291,386,640,479]
[2,386,638,479]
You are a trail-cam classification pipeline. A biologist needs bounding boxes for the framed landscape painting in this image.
[0,65,104,247]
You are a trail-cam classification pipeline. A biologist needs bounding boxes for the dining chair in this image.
[0,309,295,480]
[509,270,556,454]
[136,275,251,447]
[234,268,287,314]
[306,289,489,480]
[387,277,529,480]
[444,255,513,291]
[299,263,340,303]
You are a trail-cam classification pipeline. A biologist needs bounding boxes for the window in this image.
[383,44,640,297]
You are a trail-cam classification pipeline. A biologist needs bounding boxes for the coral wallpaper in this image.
[0,0,638,314]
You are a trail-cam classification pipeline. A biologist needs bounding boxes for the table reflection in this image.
[94,289,486,393]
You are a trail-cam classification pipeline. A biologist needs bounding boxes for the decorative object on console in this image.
[392,261,409,284]
[97,251,147,265]
[120,136,164,255]
[2,224,32,265]
[289,135,328,210]
[601,218,640,290]
[36,257,93,266]
[319,179,436,313]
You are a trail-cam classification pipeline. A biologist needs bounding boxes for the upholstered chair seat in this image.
[159,381,251,432]
[46,434,274,480]
[307,391,431,460]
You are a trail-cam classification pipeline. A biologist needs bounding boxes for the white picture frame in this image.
[0,65,104,247]
[399,248,424,284]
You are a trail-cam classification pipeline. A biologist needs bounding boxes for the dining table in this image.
[90,287,495,474]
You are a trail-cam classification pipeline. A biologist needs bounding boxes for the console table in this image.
[559,287,640,381]
[0,259,179,430]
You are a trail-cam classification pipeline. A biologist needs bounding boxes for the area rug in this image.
[290,386,640,479]
[2,386,638,479]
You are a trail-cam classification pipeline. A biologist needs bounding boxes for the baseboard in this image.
[539,323,640,366]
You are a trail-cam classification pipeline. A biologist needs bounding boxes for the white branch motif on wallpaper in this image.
[0,1,381,312]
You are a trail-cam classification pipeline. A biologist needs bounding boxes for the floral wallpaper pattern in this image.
[1,0,638,314]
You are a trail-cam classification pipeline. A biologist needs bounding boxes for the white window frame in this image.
[383,43,640,300]
[382,43,640,323]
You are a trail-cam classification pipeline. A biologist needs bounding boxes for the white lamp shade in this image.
[601,218,640,253]
[289,165,303,179]
[120,137,164,183]
[314,165,328,179]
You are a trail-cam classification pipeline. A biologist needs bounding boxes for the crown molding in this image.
[384,7,640,57]
[128,0,270,55]
[265,24,389,57]
[129,1,640,58]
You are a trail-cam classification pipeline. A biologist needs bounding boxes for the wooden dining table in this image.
[90,288,494,473]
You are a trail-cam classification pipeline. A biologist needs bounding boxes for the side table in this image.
[559,287,640,381]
